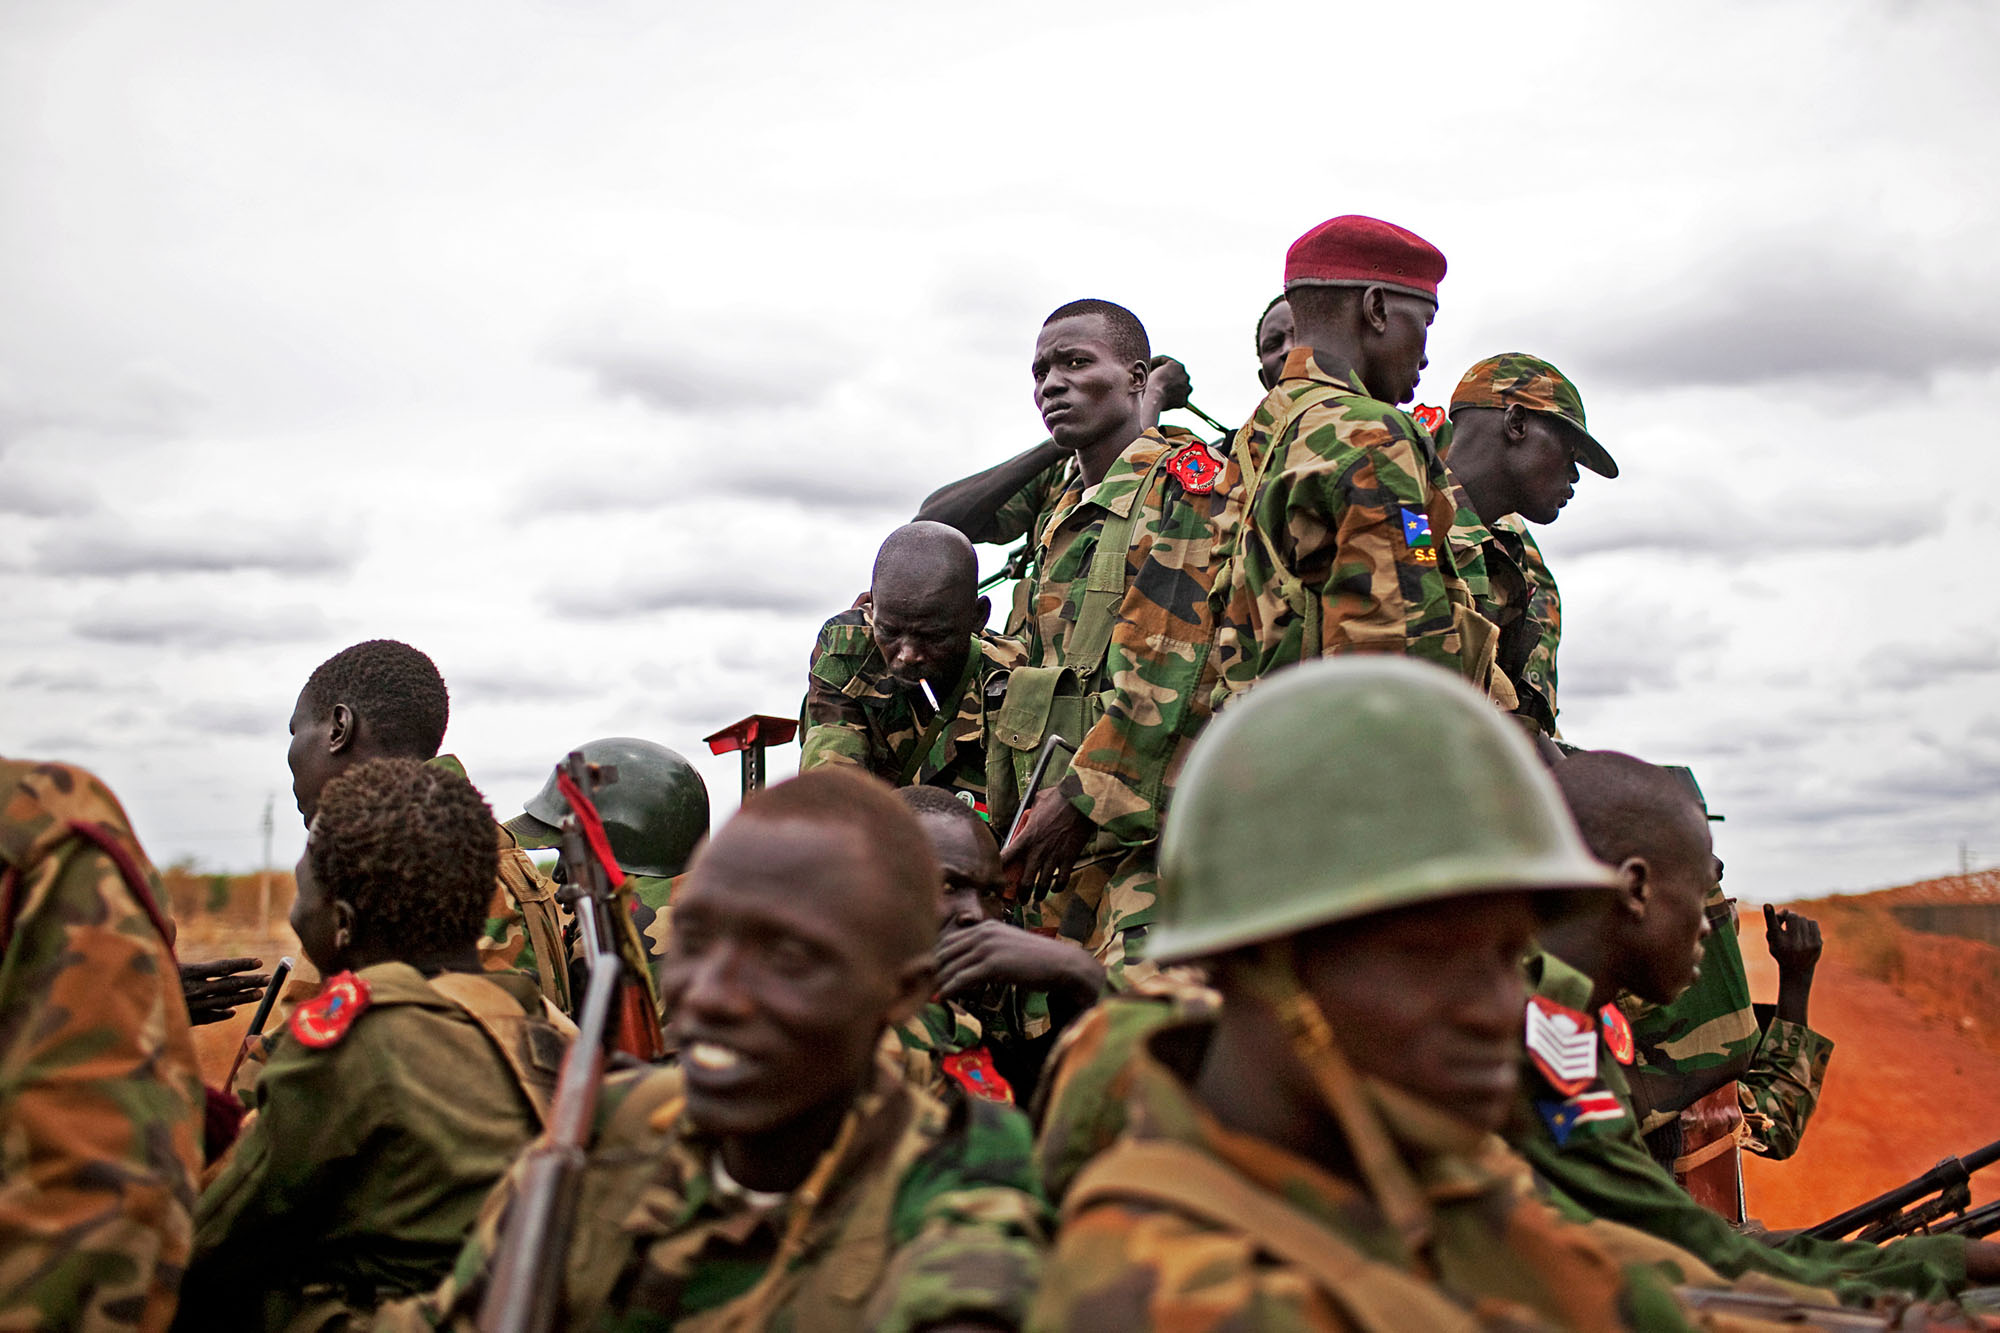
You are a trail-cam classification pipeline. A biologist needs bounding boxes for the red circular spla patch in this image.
[290,971,372,1049]
[1166,442,1220,495]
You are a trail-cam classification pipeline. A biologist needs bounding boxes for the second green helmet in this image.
[505,737,711,878]
[1151,658,1617,964]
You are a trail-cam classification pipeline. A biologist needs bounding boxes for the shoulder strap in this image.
[1065,1140,1482,1333]
[497,845,571,1013]
[1067,445,1176,676]
[427,971,562,1127]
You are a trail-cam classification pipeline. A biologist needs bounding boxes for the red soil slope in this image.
[1741,908,2000,1229]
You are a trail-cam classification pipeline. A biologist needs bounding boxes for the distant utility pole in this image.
[1960,840,1975,875]
[260,794,275,936]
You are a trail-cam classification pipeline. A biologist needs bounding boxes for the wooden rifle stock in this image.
[1804,1137,2000,1242]
[475,961,619,1333]
[1674,1287,1890,1330]
[556,752,667,1061]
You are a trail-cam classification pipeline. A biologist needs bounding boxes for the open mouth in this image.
[685,1040,749,1078]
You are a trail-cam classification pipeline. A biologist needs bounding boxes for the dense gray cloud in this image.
[1862,636,1998,691]
[74,603,333,648]
[451,665,596,703]
[35,519,355,577]
[1542,240,2000,392]
[184,698,279,737]
[1554,488,1934,560]
[551,568,832,620]
[0,468,92,517]
[553,323,853,416]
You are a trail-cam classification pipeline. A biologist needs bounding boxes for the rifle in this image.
[553,752,666,1060]
[1803,1137,2000,1243]
[475,956,620,1333]
[221,955,294,1090]
[1673,1287,1892,1330]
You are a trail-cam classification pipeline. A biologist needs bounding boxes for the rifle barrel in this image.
[1804,1136,2000,1240]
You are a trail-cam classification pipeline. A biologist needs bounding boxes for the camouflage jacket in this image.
[1618,891,1832,1161]
[1515,949,1966,1306]
[1029,1016,1704,1332]
[373,1057,1048,1332]
[1442,480,1532,714]
[1501,517,1562,735]
[182,963,563,1328]
[0,759,205,1333]
[1209,350,1494,704]
[799,611,1029,807]
[428,756,572,1012]
[1051,427,1239,848]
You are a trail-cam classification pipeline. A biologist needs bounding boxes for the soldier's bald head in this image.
[871,521,980,611]
[1553,751,1709,872]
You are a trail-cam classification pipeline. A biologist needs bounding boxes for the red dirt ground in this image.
[1740,915,2000,1229]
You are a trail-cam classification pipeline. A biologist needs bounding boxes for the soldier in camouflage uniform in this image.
[1610,772,1833,1188]
[0,757,205,1333]
[285,639,571,1011]
[1029,660,1777,1332]
[180,760,568,1329]
[1209,217,1499,707]
[800,522,1028,811]
[373,770,1047,1331]
[503,735,711,1005]
[893,787,1104,1108]
[1518,751,2000,1303]
[999,299,1237,987]
[1430,354,1620,735]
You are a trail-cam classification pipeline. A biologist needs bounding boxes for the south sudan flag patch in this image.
[1400,506,1437,564]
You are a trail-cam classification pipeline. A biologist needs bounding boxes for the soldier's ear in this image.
[327,703,357,755]
[885,954,934,1027]
[1360,285,1391,335]
[973,594,991,628]
[1503,403,1532,442]
[1617,856,1651,919]
[1127,358,1150,395]
[331,898,358,957]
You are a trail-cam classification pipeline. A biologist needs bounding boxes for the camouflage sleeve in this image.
[1026,1200,1367,1332]
[1277,416,1469,670]
[870,1098,1049,1333]
[799,613,883,774]
[987,459,1070,547]
[1065,474,1222,843]
[0,772,204,1333]
[1030,996,1185,1205]
[1506,520,1563,735]
[480,845,570,1013]
[1737,1019,1834,1160]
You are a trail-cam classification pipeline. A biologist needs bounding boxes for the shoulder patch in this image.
[1165,441,1221,495]
[290,971,372,1049]
[1599,1004,1636,1065]
[1399,506,1438,565]
[1525,994,1598,1095]
[1536,1089,1627,1146]
[1409,404,1446,434]
[942,1046,1015,1104]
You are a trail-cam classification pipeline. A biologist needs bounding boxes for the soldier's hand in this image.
[1141,355,1192,416]
[1001,794,1094,903]
[936,920,1104,1008]
[180,957,270,1026]
[1762,905,1822,976]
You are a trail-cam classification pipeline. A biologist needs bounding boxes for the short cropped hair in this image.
[740,769,937,961]
[1044,298,1150,367]
[309,758,497,961]
[896,785,994,840]
[1553,751,1707,870]
[302,640,449,759]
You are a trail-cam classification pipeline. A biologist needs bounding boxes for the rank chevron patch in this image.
[1525,994,1599,1095]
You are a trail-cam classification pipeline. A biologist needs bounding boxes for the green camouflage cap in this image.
[1450,353,1618,479]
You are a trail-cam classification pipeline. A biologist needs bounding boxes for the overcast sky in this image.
[4,0,1997,902]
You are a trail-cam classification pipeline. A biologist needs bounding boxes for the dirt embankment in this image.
[166,868,311,1085]
[1740,894,2000,1229]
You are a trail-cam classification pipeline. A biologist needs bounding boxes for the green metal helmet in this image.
[504,737,711,878]
[1151,658,1618,964]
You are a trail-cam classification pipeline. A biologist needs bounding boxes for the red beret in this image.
[1284,215,1446,302]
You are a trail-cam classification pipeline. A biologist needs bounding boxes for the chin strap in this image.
[1246,947,1433,1263]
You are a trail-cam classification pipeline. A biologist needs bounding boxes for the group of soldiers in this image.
[5,213,1998,1331]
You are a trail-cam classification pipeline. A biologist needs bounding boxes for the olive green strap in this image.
[894,639,980,787]
[1067,445,1175,677]
[1066,1140,1481,1333]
